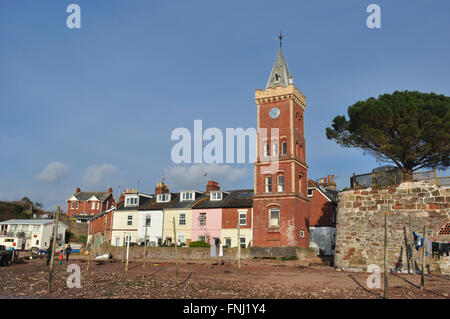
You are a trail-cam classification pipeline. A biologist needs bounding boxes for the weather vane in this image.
[278,32,285,48]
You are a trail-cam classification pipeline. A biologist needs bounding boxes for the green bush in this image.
[78,235,87,244]
[281,255,299,261]
[189,240,210,248]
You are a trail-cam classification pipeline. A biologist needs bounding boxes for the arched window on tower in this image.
[265,176,272,193]
[274,73,280,83]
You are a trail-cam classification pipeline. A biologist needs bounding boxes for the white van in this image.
[0,237,24,251]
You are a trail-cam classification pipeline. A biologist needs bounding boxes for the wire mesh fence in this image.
[350,169,449,189]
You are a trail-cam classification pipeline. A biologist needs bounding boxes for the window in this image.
[178,234,185,245]
[157,194,170,202]
[269,208,280,227]
[265,176,272,193]
[307,188,314,197]
[126,198,130,205]
[127,215,133,226]
[264,143,269,157]
[145,216,151,227]
[71,202,75,209]
[179,213,186,226]
[240,237,246,248]
[181,192,194,201]
[274,72,280,83]
[224,237,231,247]
[198,213,206,226]
[115,237,121,246]
[239,211,247,226]
[299,176,303,194]
[97,202,100,210]
[272,142,278,156]
[33,225,40,234]
[300,229,305,238]
[76,202,79,209]
[277,175,284,192]
[210,191,222,201]
[91,201,96,210]
[199,236,206,243]
[282,141,287,155]
[36,240,39,245]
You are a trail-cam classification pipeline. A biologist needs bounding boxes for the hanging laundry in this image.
[440,243,449,257]
[413,231,424,250]
[432,242,441,259]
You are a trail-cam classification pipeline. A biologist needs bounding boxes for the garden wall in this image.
[335,181,450,273]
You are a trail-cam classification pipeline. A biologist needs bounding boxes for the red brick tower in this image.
[253,45,310,247]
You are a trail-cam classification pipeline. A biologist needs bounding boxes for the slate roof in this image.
[192,189,253,209]
[266,47,294,89]
[139,193,200,211]
[308,180,338,204]
[72,191,113,202]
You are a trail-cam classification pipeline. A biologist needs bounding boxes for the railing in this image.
[350,169,449,189]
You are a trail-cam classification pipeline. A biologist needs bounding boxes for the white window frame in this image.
[71,202,75,209]
[179,213,186,226]
[127,215,133,226]
[157,193,170,202]
[239,211,247,226]
[300,229,305,238]
[181,192,194,201]
[210,191,222,201]
[91,201,96,210]
[307,188,314,197]
[272,142,278,156]
[198,212,206,226]
[269,208,280,227]
[239,237,246,248]
[264,143,269,157]
[277,175,284,192]
[265,176,272,193]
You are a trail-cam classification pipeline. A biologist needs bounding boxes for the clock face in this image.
[269,107,280,119]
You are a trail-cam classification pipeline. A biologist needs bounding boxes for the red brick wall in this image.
[308,190,336,227]
[222,207,252,229]
[253,196,309,247]
[253,94,310,247]
[67,196,115,217]
[88,210,114,242]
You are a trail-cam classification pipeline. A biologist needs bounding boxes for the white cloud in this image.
[82,164,118,186]
[36,161,70,182]
[165,164,249,191]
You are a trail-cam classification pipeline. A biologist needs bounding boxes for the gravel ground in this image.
[0,256,448,299]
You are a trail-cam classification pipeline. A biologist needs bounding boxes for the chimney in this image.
[319,174,337,190]
[75,187,81,193]
[155,182,169,195]
[107,187,113,193]
[119,193,125,204]
[206,180,220,194]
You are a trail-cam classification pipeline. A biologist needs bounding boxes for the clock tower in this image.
[253,46,310,247]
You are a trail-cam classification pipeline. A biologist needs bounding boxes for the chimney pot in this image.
[75,187,81,193]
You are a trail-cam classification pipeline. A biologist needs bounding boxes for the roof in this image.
[138,193,201,211]
[266,48,294,89]
[0,219,68,228]
[308,180,338,203]
[192,189,253,209]
[71,191,113,202]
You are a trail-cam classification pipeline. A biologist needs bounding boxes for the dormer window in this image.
[210,191,222,201]
[307,188,314,197]
[157,193,171,203]
[181,192,195,201]
[125,196,138,207]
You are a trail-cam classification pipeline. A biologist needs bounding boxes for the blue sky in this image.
[1,0,449,210]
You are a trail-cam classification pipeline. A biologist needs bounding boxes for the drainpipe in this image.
[250,207,253,247]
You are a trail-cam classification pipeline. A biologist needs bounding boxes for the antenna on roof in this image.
[137,180,140,191]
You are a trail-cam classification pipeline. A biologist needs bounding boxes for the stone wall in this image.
[94,245,317,261]
[335,182,450,273]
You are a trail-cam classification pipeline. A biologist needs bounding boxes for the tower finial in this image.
[278,32,284,48]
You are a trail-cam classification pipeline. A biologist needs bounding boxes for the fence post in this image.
[421,225,427,289]
[433,168,438,186]
[48,206,60,293]
[382,207,389,299]
[173,217,179,277]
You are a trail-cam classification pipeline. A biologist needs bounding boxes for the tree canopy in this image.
[326,90,450,173]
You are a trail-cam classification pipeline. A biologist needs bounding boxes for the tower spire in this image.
[266,38,294,89]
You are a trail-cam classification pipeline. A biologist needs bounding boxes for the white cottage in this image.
[0,219,68,250]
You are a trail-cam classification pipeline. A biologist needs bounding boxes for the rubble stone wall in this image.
[335,182,450,273]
